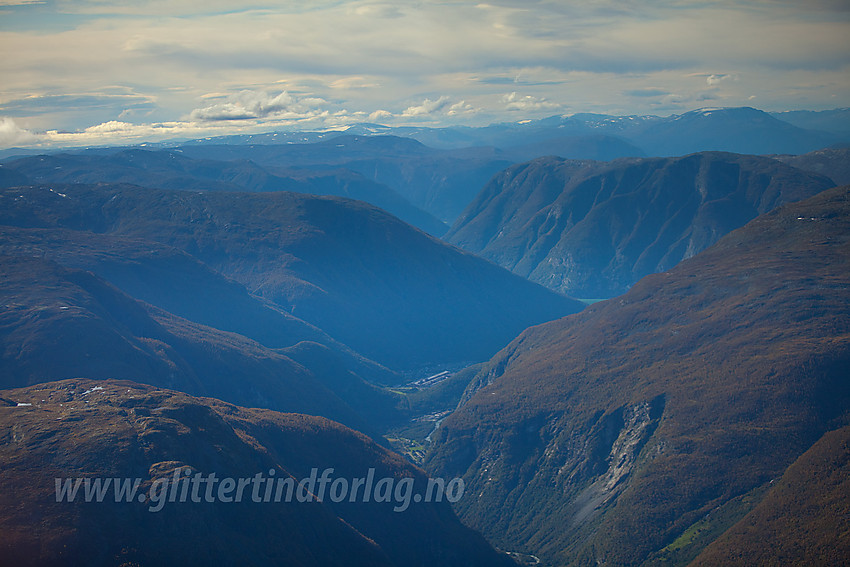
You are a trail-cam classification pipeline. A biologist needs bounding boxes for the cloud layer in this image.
[1,0,848,147]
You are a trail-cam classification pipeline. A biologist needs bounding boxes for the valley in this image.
[1,106,848,566]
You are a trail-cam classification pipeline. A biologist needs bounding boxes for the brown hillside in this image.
[0,379,514,566]
[427,185,850,565]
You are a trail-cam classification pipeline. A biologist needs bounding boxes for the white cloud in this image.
[0,117,39,147]
[502,92,562,112]
[447,100,477,116]
[368,109,393,122]
[188,91,329,122]
[706,74,735,86]
[401,96,453,117]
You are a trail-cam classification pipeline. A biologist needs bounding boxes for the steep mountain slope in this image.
[1,149,446,235]
[427,186,850,565]
[0,184,583,371]
[447,152,835,298]
[691,425,850,566]
[0,379,514,567]
[0,255,396,435]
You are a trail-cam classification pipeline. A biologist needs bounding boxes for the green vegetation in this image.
[649,482,772,566]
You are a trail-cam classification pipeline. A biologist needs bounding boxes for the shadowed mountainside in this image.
[447,151,835,298]
[0,225,398,384]
[427,185,850,565]
[0,184,583,372]
[0,379,515,567]
[0,254,405,435]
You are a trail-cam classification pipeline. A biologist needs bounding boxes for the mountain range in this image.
[128,106,844,157]
[2,105,848,566]
[427,185,850,565]
[446,151,836,298]
[0,148,447,236]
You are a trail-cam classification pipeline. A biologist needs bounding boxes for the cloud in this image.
[447,100,476,116]
[329,76,381,90]
[1,0,848,144]
[350,4,405,19]
[502,92,562,112]
[705,74,735,87]
[0,117,39,146]
[368,109,393,122]
[0,93,156,116]
[400,97,453,117]
[189,91,329,122]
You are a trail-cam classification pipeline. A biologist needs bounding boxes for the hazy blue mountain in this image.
[0,254,391,435]
[0,184,583,372]
[363,107,845,157]
[774,146,850,186]
[447,151,835,298]
[626,107,838,156]
[1,148,447,236]
[770,108,850,136]
[173,135,514,223]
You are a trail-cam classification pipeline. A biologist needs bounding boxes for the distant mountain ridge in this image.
[447,151,836,298]
[138,106,845,157]
[0,148,447,236]
[3,106,845,226]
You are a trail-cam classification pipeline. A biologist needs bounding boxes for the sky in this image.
[1,0,849,148]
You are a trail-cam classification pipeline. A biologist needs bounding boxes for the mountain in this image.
[691,425,850,566]
[0,254,399,435]
[380,107,844,157]
[624,107,838,156]
[770,108,850,137]
[774,146,850,186]
[0,378,515,567]
[173,135,514,223]
[427,185,850,565]
[0,184,583,372]
[501,134,645,163]
[447,152,836,298]
[1,148,447,236]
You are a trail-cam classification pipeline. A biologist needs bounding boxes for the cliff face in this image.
[447,152,835,298]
